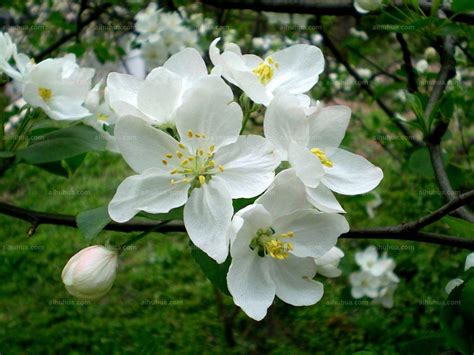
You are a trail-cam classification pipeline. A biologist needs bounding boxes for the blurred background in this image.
[0,0,473,353]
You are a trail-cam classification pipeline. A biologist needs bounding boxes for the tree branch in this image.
[396,33,418,93]
[34,2,112,61]
[0,198,472,249]
[200,0,474,25]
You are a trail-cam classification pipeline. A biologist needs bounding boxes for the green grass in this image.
[0,135,471,354]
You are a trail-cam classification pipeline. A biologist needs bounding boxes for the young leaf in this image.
[76,206,111,243]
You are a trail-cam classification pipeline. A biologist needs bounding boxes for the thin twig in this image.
[396,33,418,93]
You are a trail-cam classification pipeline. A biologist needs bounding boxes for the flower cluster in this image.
[134,3,200,71]
[0,30,384,319]
[350,246,399,308]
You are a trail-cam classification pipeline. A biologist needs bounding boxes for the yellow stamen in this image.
[180,159,189,166]
[178,143,186,149]
[162,160,168,165]
[209,145,215,153]
[265,239,291,260]
[199,175,206,185]
[170,168,178,174]
[198,149,204,156]
[165,153,173,159]
[176,151,183,159]
[38,87,53,102]
[311,148,334,168]
[218,165,225,172]
[188,156,194,161]
[170,179,176,185]
[97,113,108,121]
[207,160,215,168]
[195,133,201,138]
[187,130,193,138]
[252,57,278,85]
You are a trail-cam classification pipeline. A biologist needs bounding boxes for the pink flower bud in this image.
[61,245,118,300]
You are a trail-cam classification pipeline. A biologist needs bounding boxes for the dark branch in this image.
[34,3,112,61]
[0,198,473,249]
[200,0,474,25]
[396,33,418,93]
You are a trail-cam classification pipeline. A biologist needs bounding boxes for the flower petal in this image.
[322,148,383,195]
[175,76,242,151]
[288,141,324,188]
[213,135,280,199]
[106,72,150,121]
[255,169,310,220]
[137,68,183,125]
[308,105,351,150]
[264,93,309,160]
[184,178,233,263]
[227,253,275,321]
[305,183,345,213]
[108,168,189,223]
[114,115,181,174]
[273,209,349,258]
[267,44,325,95]
[271,255,323,306]
[163,47,208,90]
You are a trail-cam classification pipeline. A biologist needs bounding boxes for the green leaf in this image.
[441,216,474,238]
[461,278,474,325]
[408,148,435,178]
[139,206,184,221]
[452,0,474,13]
[190,242,231,296]
[76,206,111,243]
[17,125,105,164]
[0,151,15,158]
[399,334,446,354]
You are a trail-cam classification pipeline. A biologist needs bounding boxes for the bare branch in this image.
[396,33,418,93]
[0,197,473,249]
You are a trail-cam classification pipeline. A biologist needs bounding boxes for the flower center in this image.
[97,113,109,121]
[310,148,333,168]
[250,228,295,260]
[38,87,52,102]
[252,57,279,85]
[162,130,225,188]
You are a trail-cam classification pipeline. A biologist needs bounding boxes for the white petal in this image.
[184,178,233,263]
[106,72,149,121]
[227,253,275,321]
[271,255,323,306]
[108,168,189,223]
[308,105,351,150]
[305,183,345,213]
[175,76,242,151]
[213,135,280,199]
[163,47,208,89]
[288,141,324,188]
[273,210,349,258]
[315,247,344,266]
[255,169,310,220]
[465,253,474,271]
[267,44,325,95]
[232,204,273,257]
[445,278,464,294]
[264,93,309,160]
[137,68,183,125]
[316,264,342,278]
[322,148,383,195]
[114,115,181,173]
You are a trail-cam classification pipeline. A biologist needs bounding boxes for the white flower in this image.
[0,32,21,81]
[108,76,280,263]
[355,246,394,277]
[356,68,372,79]
[314,247,344,278]
[61,245,118,300]
[350,270,381,298]
[107,48,209,127]
[374,283,398,308]
[22,54,94,120]
[354,0,384,14]
[140,38,170,69]
[135,3,160,38]
[424,47,436,59]
[365,191,382,218]
[209,38,324,106]
[84,81,118,152]
[264,93,383,213]
[227,169,349,320]
[445,252,474,294]
[415,59,429,73]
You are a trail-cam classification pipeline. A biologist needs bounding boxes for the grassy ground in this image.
[0,124,472,354]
